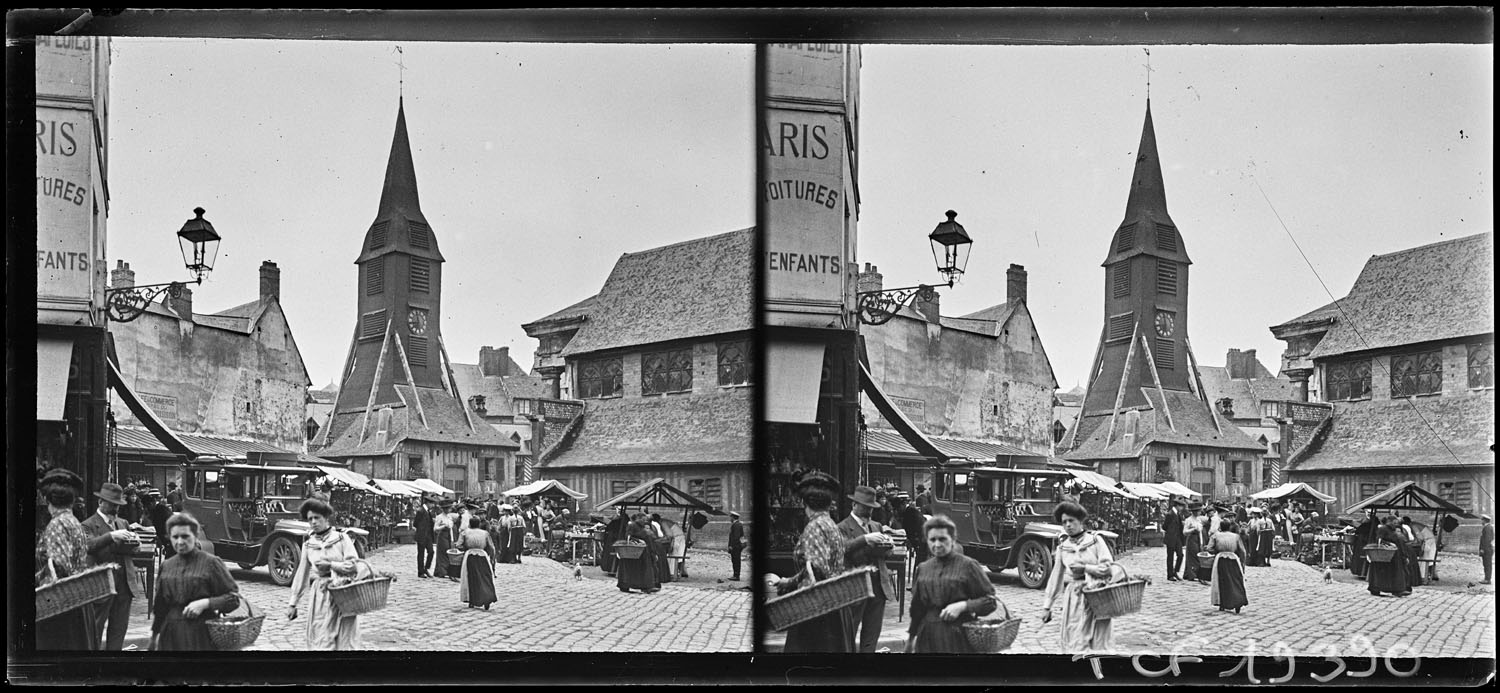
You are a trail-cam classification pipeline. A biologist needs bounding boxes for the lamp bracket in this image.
[105,280,194,323]
[856,282,948,326]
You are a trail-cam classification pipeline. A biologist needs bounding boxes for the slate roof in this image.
[1065,388,1267,460]
[1288,391,1495,472]
[449,364,551,418]
[540,388,752,469]
[1198,365,1298,422]
[114,425,293,457]
[1302,233,1493,359]
[316,385,517,458]
[947,302,1019,338]
[559,228,754,357]
[526,294,598,328]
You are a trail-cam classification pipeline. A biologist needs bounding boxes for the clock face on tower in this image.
[1155,310,1175,338]
[407,308,429,336]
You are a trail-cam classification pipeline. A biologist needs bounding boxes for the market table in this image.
[886,548,907,623]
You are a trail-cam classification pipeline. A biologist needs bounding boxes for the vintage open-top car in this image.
[179,458,367,586]
[928,459,1117,588]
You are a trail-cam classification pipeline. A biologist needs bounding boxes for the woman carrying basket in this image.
[1208,518,1249,613]
[458,516,498,610]
[286,499,363,650]
[905,514,997,653]
[151,513,241,650]
[34,469,98,651]
[1041,501,1116,653]
[766,471,855,653]
[1367,516,1411,597]
[616,513,662,594]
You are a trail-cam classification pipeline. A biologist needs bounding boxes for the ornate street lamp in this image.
[857,210,974,326]
[106,207,222,322]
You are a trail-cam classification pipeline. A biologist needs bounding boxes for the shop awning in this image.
[765,341,825,424]
[595,477,727,515]
[501,479,587,500]
[371,479,422,496]
[1066,469,1134,497]
[408,478,455,495]
[318,465,373,489]
[1121,481,1171,499]
[37,339,75,421]
[107,357,196,459]
[1251,482,1335,503]
[1155,480,1203,498]
[858,361,948,463]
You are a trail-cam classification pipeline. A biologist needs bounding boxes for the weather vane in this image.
[1143,47,1153,101]
[394,45,406,98]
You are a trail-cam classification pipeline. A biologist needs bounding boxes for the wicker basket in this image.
[327,576,394,616]
[206,598,264,650]
[1196,551,1215,561]
[35,561,117,622]
[765,565,875,632]
[1363,544,1397,564]
[446,548,464,567]
[1082,564,1148,619]
[961,601,1021,653]
[591,531,607,542]
[612,541,646,560]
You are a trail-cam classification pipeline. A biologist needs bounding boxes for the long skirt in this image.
[1183,539,1204,582]
[1055,578,1113,653]
[1209,553,1248,611]
[616,551,660,592]
[153,611,217,651]
[1368,551,1410,595]
[1256,530,1276,566]
[507,528,526,563]
[434,532,453,578]
[1349,549,1368,577]
[304,576,360,650]
[784,608,853,653]
[35,603,97,650]
[458,550,497,607]
[907,614,974,653]
[1403,544,1425,587]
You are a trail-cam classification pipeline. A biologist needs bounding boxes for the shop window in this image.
[717,340,750,386]
[1154,458,1172,482]
[1437,481,1472,513]
[642,347,693,395]
[1468,343,1494,389]
[1359,483,1389,501]
[578,357,623,399]
[1327,359,1371,401]
[1190,468,1214,497]
[1391,349,1442,398]
[407,456,425,480]
[689,478,723,507]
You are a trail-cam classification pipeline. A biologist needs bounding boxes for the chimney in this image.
[1245,349,1259,378]
[857,263,883,294]
[915,288,941,325]
[1007,264,1028,305]
[259,261,280,300]
[469,394,488,416]
[498,347,511,376]
[480,346,505,377]
[110,260,135,290]
[169,285,194,322]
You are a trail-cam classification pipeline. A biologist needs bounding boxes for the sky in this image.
[105,39,754,389]
[856,44,1493,390]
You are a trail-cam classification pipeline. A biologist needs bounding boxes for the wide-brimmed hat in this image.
[729,511,740,519]
[1187,501,1204,511]
[95,482,127,506]
[1250,507,1265,514]
[847,485,881,509]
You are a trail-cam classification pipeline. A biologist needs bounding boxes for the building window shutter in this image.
[1107,313,1134,342]
[368,221,389,250]
[1156,259,1177,296]
[366,257,384,295]
[1111,262,1130,298]
[407,336,428,367]
[409,221,431,250]
[361,310,386,341]
[411,257,431,293]
[1155,225,1178,253]
[688,478,723,507]
[1115,223,1136,253]
[1155,337,1176,370]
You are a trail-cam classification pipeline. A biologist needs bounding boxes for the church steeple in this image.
[1121,101,1174,230]
[375,98,428,227]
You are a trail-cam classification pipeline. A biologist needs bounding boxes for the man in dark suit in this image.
[838,485,897,653]
[414,497,436,578]
[81,482,145,651]
[165,481,184,512]
[1163,499,1185,581]
[1480,514,1494,585]
[726,511,745,581]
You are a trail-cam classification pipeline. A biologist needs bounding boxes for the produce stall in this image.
[595,478,726,578]
[1343,481,1476,581]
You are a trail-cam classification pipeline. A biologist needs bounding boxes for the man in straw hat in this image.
[81,482,146,650]
[838,484,897,653]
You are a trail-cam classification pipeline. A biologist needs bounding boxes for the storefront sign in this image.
[767,43,848,104]
[36,105,95,302]
[888,395,926,423]
[764,109,846,306]
[36,36,96,102]
[139,392,179,422]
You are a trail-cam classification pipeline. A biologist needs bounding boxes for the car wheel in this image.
[1017,539,1051,589]
[268,536,299,587]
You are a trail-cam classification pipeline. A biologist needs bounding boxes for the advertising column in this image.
[761,44,863,575]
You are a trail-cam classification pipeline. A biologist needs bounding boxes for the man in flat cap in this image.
[726,511,745,581]
[839,485,897,653]
[81,482,145,650]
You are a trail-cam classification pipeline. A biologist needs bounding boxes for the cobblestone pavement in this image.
[764,546,1496,659]
[124,543,751,652]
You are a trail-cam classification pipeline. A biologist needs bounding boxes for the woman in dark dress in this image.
[458,517,498,610]
[616,513,661,594]
[1182,504,1207,584]
[1349,509,1379,578]
[506,507,528,564]
[1209,518,1249,613]
[1367,517,1411,597]
[906,515,997,653]
[769,471,855,653]
[152,513,241,650]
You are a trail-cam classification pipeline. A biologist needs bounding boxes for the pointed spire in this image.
[1121,100,1174,227]
[375,98,427,225]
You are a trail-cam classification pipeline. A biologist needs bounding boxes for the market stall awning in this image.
[318,465,374,489]
[501,479,587,500]
[107,357,196,459]
[595,477,727,515]
[858,361,949,463]
[1066,469,1134,497]
[1155,480,1203,498]
[1343,481,1476,519]
[407,478,455,495]
[37,338,74,421]
[1251,482,1335,503]
[765,341,825,424]
[371,479,422,496]
[1120,481,1171,499]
